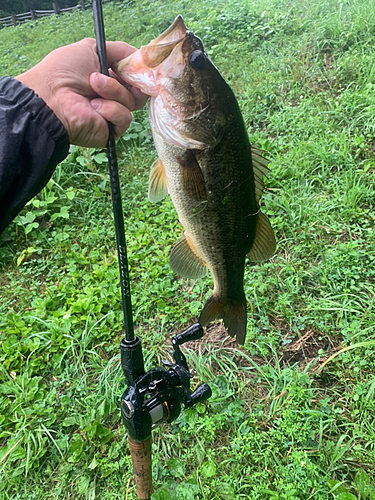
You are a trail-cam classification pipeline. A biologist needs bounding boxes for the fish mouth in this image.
[150,15,187,47]
[113,16,188,93]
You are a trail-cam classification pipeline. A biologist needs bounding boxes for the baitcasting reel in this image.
[120,323,212,442]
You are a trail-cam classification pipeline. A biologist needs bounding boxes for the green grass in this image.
[1,0,375,498]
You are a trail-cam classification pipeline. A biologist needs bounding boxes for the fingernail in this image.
[90,98,102,110]
[92,72,107,89]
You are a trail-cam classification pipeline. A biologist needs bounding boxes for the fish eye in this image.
[189,50,206,70]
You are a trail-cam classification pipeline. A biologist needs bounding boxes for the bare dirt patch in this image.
[278,329,331,368]
[172,319,340,374]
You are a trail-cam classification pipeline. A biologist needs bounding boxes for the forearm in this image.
[0,77,69,234]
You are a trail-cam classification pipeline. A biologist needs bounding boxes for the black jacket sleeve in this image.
[0,76,70,234]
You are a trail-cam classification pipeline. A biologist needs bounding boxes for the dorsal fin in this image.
[251,146,271,203]
[246,211,276,262]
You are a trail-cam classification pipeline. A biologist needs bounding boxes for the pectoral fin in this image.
[177,150,207,201]
[246,211,276,262]
[148,158,168,203]
[169,232,207,278]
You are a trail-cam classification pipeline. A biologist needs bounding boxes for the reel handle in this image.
[185,383,212,408]
[172,323,204,345]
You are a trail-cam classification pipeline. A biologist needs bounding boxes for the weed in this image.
[0,0,375,498]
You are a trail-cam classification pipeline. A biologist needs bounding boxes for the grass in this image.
[1,0,375,498]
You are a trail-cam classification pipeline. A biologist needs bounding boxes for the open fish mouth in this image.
[113,16,188,94]
[113,15,213,148]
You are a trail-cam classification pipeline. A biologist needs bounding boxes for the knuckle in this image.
[126,92,136,111]
[81,37,95,45]
[117,110,132,136]
[121,108,132,127]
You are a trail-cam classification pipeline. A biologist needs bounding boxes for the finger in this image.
[108,68,132,89]
[130,87,149,110]
[106,41,138,65]
[107,69,149,110]
[90,98,132,138]
[90,72,135,111]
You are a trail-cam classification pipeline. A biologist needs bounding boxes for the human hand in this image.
[15,38,148,147]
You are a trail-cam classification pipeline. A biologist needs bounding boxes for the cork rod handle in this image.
[128,436,153,499]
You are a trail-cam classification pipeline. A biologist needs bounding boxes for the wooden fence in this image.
[0,1,88,28]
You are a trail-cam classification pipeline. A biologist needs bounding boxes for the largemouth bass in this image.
[114,16,276,344]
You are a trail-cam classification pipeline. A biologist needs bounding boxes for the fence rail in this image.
[0,1,88,28]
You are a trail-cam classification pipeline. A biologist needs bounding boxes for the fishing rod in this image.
[91,2,212,498]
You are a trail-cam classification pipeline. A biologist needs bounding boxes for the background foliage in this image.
[0,0,375,499]
[0,0,80,18]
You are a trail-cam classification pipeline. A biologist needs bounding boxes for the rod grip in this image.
[128,436,153,499]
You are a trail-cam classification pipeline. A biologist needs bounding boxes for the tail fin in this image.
[198,294,247,344]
